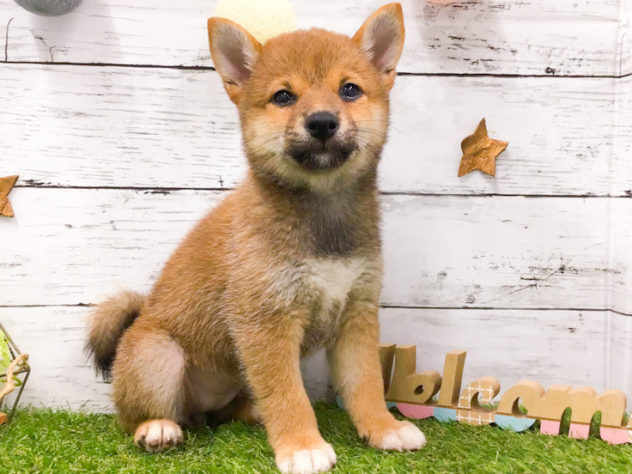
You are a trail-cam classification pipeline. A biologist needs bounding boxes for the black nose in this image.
[305,111,339,141]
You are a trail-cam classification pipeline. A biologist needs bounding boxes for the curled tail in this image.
[86,290,145,380]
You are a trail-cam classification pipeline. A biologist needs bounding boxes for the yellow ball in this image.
[214,0,297,44]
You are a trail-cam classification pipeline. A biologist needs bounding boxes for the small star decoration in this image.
[458,119,508,177]
[0,175,18,218]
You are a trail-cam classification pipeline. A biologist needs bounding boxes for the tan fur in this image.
[86,290,145,378]
[88,4,423,472]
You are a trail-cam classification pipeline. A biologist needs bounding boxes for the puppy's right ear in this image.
[208,18,262,104]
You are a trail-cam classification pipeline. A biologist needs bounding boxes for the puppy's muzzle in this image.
[288,141,355,170]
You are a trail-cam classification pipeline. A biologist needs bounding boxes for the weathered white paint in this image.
[1,188,630,312]
[378,308,623,398]
[620,0,632,75]
[609,314,632,396]
[0,65,629,196]
[1,306,628,411]
[381,194,631,311]
[0,0,627,75]
[610,76,632,315]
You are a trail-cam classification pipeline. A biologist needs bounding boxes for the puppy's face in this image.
[209,4,405,192]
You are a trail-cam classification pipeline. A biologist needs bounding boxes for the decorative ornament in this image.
[14,0,82,16]
[458,119,508,177]
[214,0,297,44]
[0,323,30,425]
[338,345,632,445]
[0,175,18,218]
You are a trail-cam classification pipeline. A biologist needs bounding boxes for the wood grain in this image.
[610,76,632,315]
[608,314,632,399]
[620,1,632,75]
[381,194,631,312]
[0,64,629,196]
[1,306,626,411]
[379,308,627,400]
[0,1,626,76]
[0,188,630,311]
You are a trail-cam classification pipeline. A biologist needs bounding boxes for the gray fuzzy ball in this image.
[14,0,83,16]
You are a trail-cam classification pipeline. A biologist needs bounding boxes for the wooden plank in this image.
[385,75,628,196]
[619,2,632,75]
[0,64,628,196]
[0,188,629,311]
[610,77,632,315]
[609,314,632,399]
[0,188,225,306]
[380,194,630,311]
[615,76,632,197]
[379,308,614,393]
[0,306,627,411]
[0,0,624,76]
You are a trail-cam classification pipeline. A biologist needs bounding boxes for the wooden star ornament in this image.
[0,175,18,218]
[458,119,508,177]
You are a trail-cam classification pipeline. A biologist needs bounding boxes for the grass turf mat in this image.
[1,403,631,473]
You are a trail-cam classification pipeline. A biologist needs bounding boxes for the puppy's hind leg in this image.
[112,326,187,452]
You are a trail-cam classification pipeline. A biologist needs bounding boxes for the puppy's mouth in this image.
[287,140,357,171]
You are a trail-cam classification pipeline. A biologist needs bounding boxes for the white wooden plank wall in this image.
[2,189,630,309]
[1,66,629,196]
[0,1,625,75]
[621,0,632,75]
[0,0,631,412]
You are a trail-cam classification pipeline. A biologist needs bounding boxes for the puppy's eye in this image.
[272,90,296,106]
[340,83,362,101]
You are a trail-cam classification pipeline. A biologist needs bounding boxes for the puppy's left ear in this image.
[353,3,405,90]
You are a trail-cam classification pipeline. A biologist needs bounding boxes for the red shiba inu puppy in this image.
[87,3,425,472]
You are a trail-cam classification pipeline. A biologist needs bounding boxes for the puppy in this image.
[87,3,425,473]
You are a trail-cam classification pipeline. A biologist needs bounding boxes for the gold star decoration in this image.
[0,175,18,218]
[458,119,508,177]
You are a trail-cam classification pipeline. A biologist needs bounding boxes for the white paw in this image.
[134,419,183,452]
[377,422,426,451]
[276,443,337,474]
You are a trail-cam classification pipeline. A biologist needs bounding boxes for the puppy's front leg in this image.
[233,312,336,474]
[329,301,426,451]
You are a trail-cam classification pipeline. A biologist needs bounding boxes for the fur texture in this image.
[86,4,424,473]
[86,290,144,379]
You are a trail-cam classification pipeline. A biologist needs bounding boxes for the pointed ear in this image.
[352,3,405,90]
[208,17,262,104]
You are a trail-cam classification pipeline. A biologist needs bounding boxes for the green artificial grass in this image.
[1,403,631,473]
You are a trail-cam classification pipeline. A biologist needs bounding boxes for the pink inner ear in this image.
[215,28,253,85]
[366,16,400,73]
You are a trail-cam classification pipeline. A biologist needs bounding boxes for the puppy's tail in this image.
[86,290,145,380]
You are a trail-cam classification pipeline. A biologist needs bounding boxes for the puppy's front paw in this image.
[276,442,336,474]
[370,420,426,451]
[134,419,183,453]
